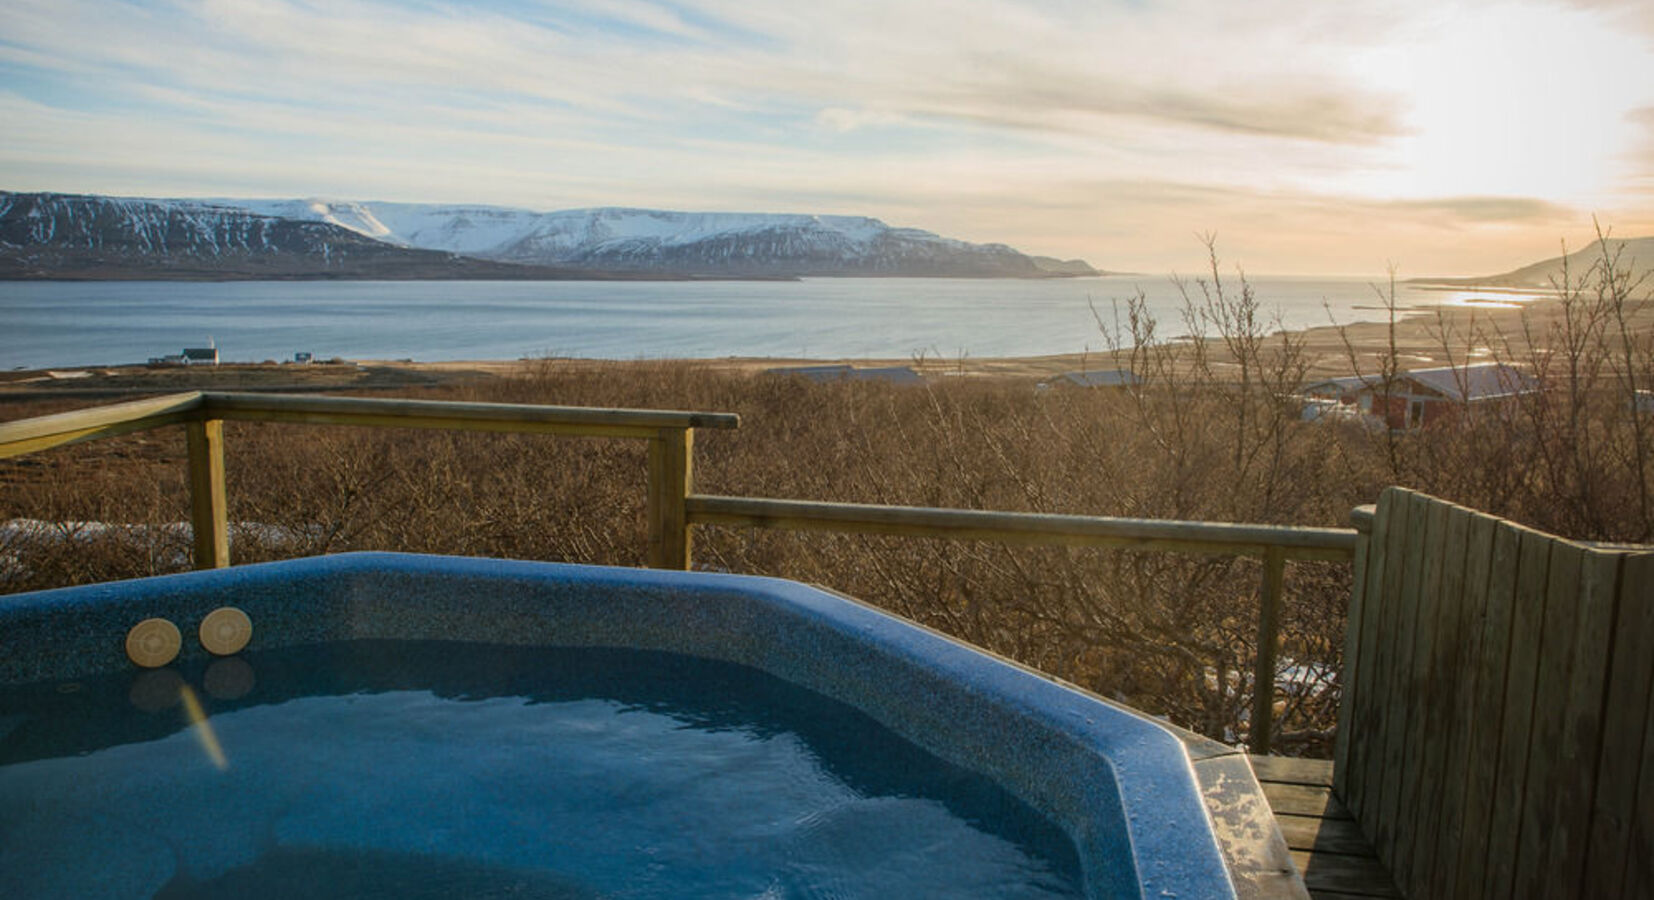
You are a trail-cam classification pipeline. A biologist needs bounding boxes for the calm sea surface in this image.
[0,276,1506,369]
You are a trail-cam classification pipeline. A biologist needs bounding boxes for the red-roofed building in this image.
[1302,363,1536,429]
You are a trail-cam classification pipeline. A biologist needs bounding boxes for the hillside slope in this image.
[1411,237,1654,290]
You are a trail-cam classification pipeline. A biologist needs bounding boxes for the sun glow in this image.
[1,0,1651,272]
[1377,2,1654,208]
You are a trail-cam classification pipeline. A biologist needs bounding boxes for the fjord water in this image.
[2,275,1459,369]
[0,642,1083,899]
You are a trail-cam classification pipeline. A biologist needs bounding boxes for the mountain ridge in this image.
[2,192,1100,280]
[1408,237,1654,291]
[210,197,1102,278]
[0,192,643,281]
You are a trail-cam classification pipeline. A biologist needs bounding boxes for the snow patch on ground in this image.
[0,519,314,580]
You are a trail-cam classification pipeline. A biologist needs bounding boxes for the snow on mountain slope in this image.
[222,198,399,244]
[5,191,1103,278]
[209,198,537,256]
[209,199,1096,277]
[0,192,587,280]
[499,208,1040,275]
[0,192,365,257]
[371,203,554,256]
[493,208,906,259]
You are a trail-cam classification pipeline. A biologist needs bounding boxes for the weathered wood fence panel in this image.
[1337,486,1653,899]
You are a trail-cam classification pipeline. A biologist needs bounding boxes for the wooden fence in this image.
[0,391,739,570]
[0,391,1357,754]
[1335,487,1654,898]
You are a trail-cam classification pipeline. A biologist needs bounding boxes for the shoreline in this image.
[2,292,1643,396]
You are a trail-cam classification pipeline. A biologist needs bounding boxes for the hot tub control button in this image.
[199,607,253,656]
[125,618,182,668]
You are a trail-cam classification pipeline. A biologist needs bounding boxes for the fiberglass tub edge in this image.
[0,551,1238,899]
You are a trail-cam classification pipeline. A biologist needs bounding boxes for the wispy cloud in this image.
[1387,196,1576,223]
[1,0,1651,273]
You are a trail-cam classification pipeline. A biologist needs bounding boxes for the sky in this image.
[3,0,1654,275]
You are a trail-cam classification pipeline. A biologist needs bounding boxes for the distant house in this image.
[182,347,219,366]
[1040,369,1142,390]
[1302,363,1536,429]
[294,352,313,364]
[764,364,923,385]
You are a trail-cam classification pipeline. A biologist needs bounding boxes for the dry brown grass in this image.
[3,239,1649,754]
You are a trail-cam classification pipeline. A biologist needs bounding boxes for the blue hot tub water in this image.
[2,643,1084,898]
[0,554,1238,899]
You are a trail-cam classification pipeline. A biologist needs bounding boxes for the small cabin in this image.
[1039,369,1141,390]
[1302,363,1535,429]
[764,365,922,385]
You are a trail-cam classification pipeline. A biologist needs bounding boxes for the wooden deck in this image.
[1251,756,1401,899]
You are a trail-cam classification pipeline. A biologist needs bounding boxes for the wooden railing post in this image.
[1335,504,1376,787]
[645,427,693,570]
[1249,546,1287,754]
[185,417,229,569]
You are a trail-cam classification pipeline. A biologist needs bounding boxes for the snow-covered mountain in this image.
[0,193,365,258]
[218,199,539,257]
[215,199,1099,277]
[0,192,588,280]
[1,191,1100,279]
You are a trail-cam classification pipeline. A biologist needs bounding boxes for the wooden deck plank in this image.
[1349,489,1409,822]
[1373,491,1431,861]
[1511,540,1586,897]
[1585,552,1654,898]
[1273,814,1376,856]
[1406,501,1472,896]
[1626,561,1654,900]
[1534,548,1622,897]
[1289,851,1402,898]
[1482,526,1555,900]
[1452,518,1524,899]
[1254,756,1398,899]
[1390,497,1450,892]
[1333,506,1374,792]
[1428,511,1496,898]
[1261,781,1353,819]
[1249,755,1334,787]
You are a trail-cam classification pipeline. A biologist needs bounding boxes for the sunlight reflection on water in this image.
[1,276,1535,368]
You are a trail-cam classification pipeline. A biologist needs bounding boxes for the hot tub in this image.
[0,553,1280,898]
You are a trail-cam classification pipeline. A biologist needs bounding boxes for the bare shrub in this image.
[4,237,1650,754]
[1330,227,1654,542]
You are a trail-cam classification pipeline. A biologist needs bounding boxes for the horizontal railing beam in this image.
[200,392,739,438]
[686,495,1357,560]
[0,392,204,459]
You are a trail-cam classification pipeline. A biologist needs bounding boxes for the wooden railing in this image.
[0,391,1356,753]
[0,391,740,570]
